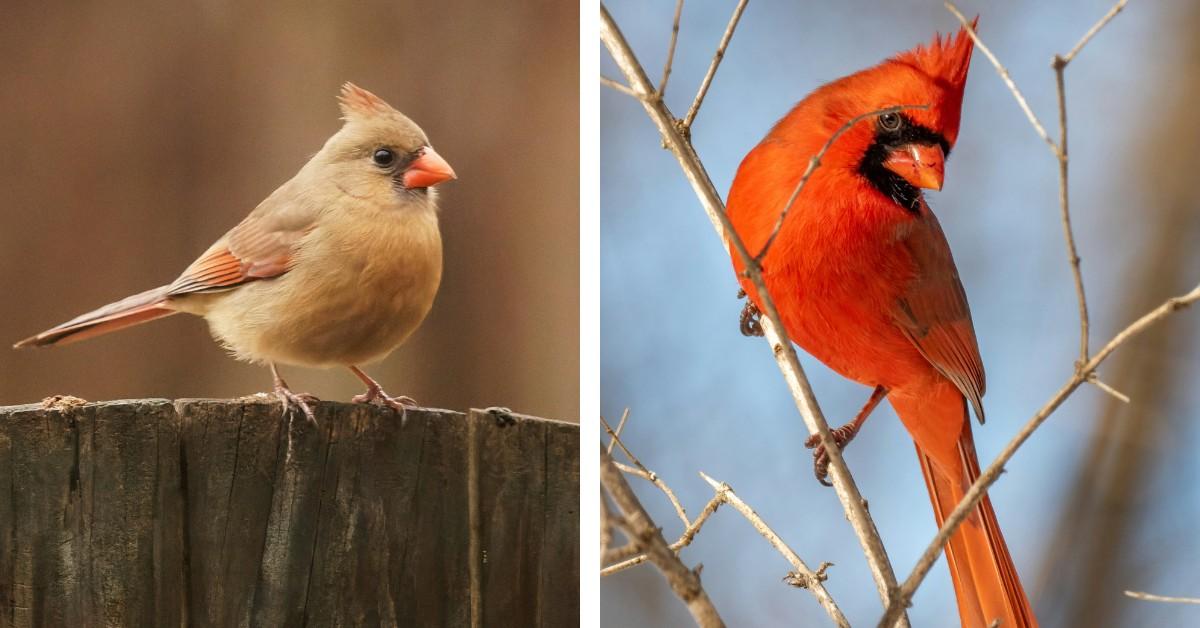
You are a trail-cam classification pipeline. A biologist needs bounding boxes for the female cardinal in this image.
[14,83,456,421]
[725,22,1037,628]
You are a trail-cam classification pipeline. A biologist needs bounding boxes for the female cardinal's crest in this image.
[339,82,391,119]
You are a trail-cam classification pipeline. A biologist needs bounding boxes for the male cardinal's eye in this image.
[878,113,902,131]
[372,148,396,167]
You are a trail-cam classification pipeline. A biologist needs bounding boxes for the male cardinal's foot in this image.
[805,424,863,487]
[270,363,319,423]
[738,291,764,337]
[349,365,418,413]
[804,385,888,486]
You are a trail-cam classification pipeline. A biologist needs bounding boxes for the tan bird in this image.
[14,83,456,421]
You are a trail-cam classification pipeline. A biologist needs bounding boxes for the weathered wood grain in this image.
[0,399,579,627]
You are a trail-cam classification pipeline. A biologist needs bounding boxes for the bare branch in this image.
[601,491,723,574]
[699,472,849,627]
[754,103,930,263]
[1062,0,1130,65]
[600,463,849,627]
[601,5,907,621]
[602,413,690,527]
[601,448,725,627]
[601,75,641,99]
[600,492,615,560]
[1124,590,1200,605]
[944,2,1061,159]
[681,0,749,130]
[657,0,685,98]
[606,407,631,454]
[614,461,691,527]
[879,283,1200,627]
[1087,373,1130,403]
[1052,58,1090,365]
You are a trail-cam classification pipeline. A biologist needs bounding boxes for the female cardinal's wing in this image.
[892,211,987,422]
[166,199,316,296]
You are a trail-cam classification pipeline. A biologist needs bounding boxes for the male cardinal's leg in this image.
[271,362,319,423]
[349,365,418,412]
[805,385,888,486]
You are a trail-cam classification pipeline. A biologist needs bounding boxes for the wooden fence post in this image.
[0,399,579,627]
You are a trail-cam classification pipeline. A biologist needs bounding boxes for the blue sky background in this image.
[601,1,1200,625]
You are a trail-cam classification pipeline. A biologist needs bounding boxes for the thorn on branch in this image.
[785,561,834,589]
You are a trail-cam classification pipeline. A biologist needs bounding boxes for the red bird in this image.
[725,22,1036,628]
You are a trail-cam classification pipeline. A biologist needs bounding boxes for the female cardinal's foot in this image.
[349,365,418,414]
[271,363,319,423]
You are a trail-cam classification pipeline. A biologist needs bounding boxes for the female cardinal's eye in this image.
[878,113,902,132]
[372,148,396,167]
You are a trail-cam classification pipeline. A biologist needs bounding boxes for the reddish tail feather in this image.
[13,286,176,349]
[916,419,1037,628]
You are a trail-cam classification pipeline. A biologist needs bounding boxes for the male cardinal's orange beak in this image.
[883,144,944,191]
[403,147,457,189]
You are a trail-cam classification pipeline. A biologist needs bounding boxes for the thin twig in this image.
[614,461,691,527]
[601,75,642,99]
[944,2,1061,159]
[601,491,723,574]
[1062,0,1130,64]
[1051,56,1090,366]
[606,407,631,454]
[681,0,749,130]
[602,414,691,526]
[1087,373,1130,403]
[601,448,726,627]
[754,104,929,262]
[1124,590,1200,605]
[601,5,907,622]
[657,0,685,98]
[879,283,1200,627]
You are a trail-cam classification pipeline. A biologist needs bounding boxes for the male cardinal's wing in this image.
[167,200,316,296]
[892,211,986,422]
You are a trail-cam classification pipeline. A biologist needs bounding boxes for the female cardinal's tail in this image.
[13,286,176,348]
[892,385,1036,628]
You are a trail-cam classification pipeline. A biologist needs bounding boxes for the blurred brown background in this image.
[0,1,579,421]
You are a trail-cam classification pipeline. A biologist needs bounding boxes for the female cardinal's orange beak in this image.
[403,147,457,189]
[883,144,944,191]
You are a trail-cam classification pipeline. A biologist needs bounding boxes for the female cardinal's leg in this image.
[805,385,888,486]
[349,365,418,412]
[271,362,319,423]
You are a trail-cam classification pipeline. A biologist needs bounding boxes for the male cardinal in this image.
[725,22,1036,628]
[14,83,456,421]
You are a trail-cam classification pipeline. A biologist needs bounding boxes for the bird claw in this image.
[804,424,860,487]
[739,299,764,337]
[353,387,418,413]
[275,385,320,424]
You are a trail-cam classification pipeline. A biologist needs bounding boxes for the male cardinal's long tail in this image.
[14,286,176,348]
[892,385,1036,628]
